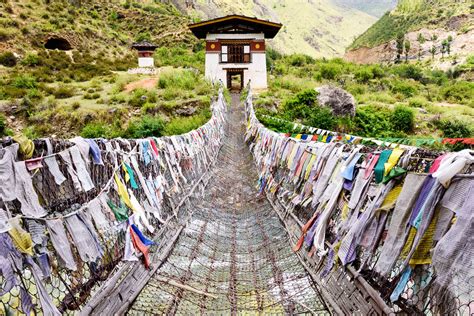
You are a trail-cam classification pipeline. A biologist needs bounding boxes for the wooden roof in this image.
[188,15,282,39]
[131,41,158,50]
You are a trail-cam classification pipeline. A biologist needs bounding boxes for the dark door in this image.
[226,70,244,91]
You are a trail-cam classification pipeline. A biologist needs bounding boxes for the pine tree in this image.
[404,40,411,62]
[447,35,453,55]
[396,33,404,63]
[430,46,436,60]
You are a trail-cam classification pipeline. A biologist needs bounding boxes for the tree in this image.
[447,35,453,55]
[396,33,405,63]
[441,40,448,58]
[430,46,436,60]
[404,39,411,62]
[417,33,425,44]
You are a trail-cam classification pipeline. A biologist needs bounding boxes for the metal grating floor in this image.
[128,94,329,315]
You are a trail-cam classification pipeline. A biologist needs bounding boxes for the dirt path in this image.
[128,94,329,315]
[124,78,158,92]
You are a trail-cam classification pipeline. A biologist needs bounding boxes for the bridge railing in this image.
[0,91,227,315]
[244,88,474,315]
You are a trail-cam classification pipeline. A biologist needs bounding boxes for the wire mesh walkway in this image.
[128,94,329,315]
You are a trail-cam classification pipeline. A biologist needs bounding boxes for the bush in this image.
[0,114,6,136]
[158,70,198,91]
[13,75,37,89]
[408,97,429,108]
[392,64,423,81]
[441,81,474,105]
[319,63,342,80]
[0,51,16,67]
[390,80,417,97]
[21,53,41,67]
[391,105,415,132]
[436,119,472,138]
[163,110,211,135]
[53,85,75,99]
[304,106,337,131]
[128,88,155,107]
[125,115,165,138]
[355,68,374,83]
[81,122,109,138]
[281,89,318,120]
[354,105,393,137]
[0,28,17,41]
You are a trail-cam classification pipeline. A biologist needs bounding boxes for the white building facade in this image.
[189,15,282,91]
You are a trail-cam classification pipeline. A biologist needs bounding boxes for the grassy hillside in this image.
[349,0,474,50]
[172,0,378,57]
[0,0,219,139]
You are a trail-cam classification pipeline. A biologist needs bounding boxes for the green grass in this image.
[258,54,474,142]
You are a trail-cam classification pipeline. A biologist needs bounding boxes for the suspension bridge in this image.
[0,90,472,315]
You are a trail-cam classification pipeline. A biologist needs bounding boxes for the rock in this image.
[315,85,356,117]
[175,106,196,116]
[418,108,428,114]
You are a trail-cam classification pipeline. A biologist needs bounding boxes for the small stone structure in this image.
[132,40,158,68]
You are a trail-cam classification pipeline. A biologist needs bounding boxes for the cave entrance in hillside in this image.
[226,68,244,91]
[45,37,72,50]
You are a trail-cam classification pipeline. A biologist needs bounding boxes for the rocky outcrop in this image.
[316,85,356,117]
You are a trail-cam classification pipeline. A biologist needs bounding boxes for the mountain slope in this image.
[332,0,397,17]
[0,0,198,58]
[171,0,378,57]
[348,0,473,51]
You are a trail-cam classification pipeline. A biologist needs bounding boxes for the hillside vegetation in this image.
[172,0,380,57]
[0,0,217,139]
[349,0,473,50]
[256,52,473,148]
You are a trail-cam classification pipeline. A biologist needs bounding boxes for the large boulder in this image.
[316,85,356,117]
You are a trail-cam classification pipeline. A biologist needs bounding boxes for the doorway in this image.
[226,69,244,91]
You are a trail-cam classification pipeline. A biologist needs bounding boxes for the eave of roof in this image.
[188,15,282,39]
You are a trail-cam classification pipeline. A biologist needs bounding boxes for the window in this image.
[220,44,251,63]
[221,45,228,62]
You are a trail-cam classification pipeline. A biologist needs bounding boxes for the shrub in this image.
[281,89,318,120]
[0,51,16,67]
[304,106,337,131]
[135,32,151,42]
[391,105,415,132]
[0,28,17,41]
[390,80,417,97]
[163,110,211,135]
[354,105,393,137]
[53,85,75,99]
[21,53,41,66]
[408,97,429,108]
[0,114,6,136]
[125,115,165,138]
[355,68,374,83]
[436,119,472,138]
[80,122,109,138]
[319,63,342,80]
[13,75,37,89]
[288,54,313,67]
[441,81,474,104]
[128,88,149,107]
[158,70,198,91]
[392,64,423,81]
